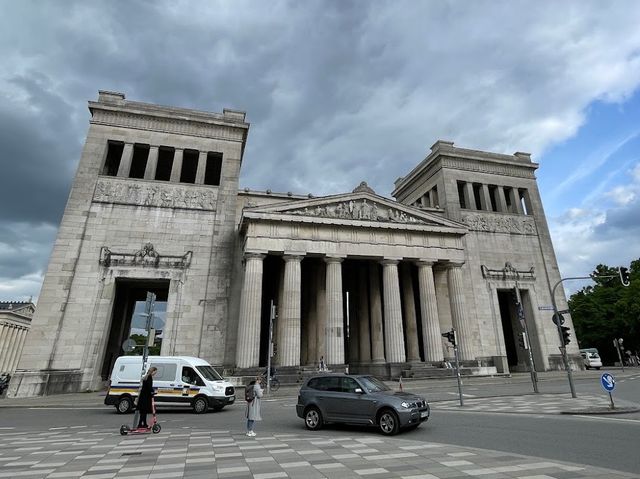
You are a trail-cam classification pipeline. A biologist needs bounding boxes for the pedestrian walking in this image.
[245,375,263,437]
[137,366,157,429]
[319,355,326,371]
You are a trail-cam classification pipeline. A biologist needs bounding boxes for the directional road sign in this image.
[601,373,615,392]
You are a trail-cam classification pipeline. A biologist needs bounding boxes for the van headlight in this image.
[211,384,223,391]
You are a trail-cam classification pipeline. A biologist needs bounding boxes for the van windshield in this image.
[196,365,223,381]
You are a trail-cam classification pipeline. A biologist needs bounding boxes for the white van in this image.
[104,356,235,414]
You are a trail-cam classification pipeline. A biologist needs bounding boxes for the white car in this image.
[580,350,602,370]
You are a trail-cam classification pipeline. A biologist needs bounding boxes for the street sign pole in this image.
[266,300,276,395]
[452,340,464,406]
[601,373,616,410]
[132,291,155,429]
[613,339,625,372]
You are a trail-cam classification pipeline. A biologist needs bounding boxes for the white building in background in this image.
[9,92,579,397]
[0,301,34,375]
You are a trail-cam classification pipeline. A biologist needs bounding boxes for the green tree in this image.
[568,260,638,365]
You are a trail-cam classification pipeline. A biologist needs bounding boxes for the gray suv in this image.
[296,374,430,435]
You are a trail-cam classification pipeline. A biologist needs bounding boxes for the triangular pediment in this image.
[242,191,465,231]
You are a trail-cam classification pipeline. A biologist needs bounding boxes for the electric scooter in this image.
[120,396,161,435]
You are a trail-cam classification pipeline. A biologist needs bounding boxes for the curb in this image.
[560,407,640,415]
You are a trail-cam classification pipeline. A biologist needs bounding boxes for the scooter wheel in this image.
[120,425,129,436]
[152,424,161,434]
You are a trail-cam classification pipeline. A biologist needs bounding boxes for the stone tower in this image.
[11,91,249,396]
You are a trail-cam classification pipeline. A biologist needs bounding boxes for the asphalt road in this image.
[1,370,639,474]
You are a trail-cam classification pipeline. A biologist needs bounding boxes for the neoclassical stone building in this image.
[0,301,34,376]
[10,91,579,396]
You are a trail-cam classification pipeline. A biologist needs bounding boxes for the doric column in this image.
[496,186,508,213]
[144,146,159,180]
[325,256,345,365]
[382,259,406,363]
[195,151,207,184]
[357,265,371,362]
[447,262,474,361]
[509,187,523,214]
[0,324,8,365]
[280,254,303,366]
[417,261,444,362]
[306,263,318,366]
[479,184,492,211]
[315,264,327,364]
[463,182,477,210]
[400,263,420,362]
[235,253,265,368]
[0,326,18,372]
[8,328,26,373]
[369,262,385,363]
[170,148,183,182]
[0,324,9,371]
[116,143,134,177]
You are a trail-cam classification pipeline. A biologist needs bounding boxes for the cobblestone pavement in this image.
[0,426,638,479]
[431,393,639,414]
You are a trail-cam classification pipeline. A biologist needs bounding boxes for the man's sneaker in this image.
[247,431,256,437]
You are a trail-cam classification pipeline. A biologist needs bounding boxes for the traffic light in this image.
[619,267,630,286]
[442,330,456,346]
[560,326,571,345]
[517,332,529,349]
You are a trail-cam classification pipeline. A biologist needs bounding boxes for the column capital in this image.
[444,260,465,269]
[283,253,305,262]
[324,255,345,264]
[380,258,401,266]
[416,259,436,267]
[244,252,266,261]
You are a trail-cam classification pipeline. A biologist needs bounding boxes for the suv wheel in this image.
[378,409,400,436]
[192,396,208,414]
[304,406,323,431]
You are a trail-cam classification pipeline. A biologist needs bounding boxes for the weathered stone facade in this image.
[9,93,578,397]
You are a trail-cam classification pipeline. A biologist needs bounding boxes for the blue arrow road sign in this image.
[601,373,615,392]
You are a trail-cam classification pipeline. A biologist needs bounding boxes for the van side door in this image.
[180,366,205,399]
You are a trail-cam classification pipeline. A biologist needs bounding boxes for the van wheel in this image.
[192,397,208,414]
[116,396,133,414]
[378,409,400,436]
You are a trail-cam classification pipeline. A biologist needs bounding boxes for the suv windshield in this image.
[196,365,223,381]
[358,376,390,393]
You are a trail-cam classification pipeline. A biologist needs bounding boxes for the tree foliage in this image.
[568,259,639,365]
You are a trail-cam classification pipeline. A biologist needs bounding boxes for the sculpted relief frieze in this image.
[93,177,217,210]
[461,212,537,235]
[286,199,427,224]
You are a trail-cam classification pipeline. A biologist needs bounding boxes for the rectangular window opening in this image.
[155,147,174,181]
[505,187,513,212]
[519,189,530,215]
[180,149,199,183]
[129,144,150,179]
[204,152,223,186]
[488,185,498,212]
[432,186,439,208]
[457,181,467,209]
[472,183,483,211]
[103,141,124,176]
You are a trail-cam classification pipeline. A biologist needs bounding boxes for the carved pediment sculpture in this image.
[285,198,426,224]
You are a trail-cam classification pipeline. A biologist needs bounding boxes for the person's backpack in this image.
[245,382,256,403]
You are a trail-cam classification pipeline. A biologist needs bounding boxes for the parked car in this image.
[296,373,430,436]
[579,349,602,370]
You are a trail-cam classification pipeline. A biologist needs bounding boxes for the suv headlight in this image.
[401,401,411,409]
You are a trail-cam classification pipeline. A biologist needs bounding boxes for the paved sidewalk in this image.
[0,425,638,479]
[431,393,640,415]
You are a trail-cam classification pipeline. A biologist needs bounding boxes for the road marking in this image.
[573,415,640,424]
[445,392,476,397]
[28,407,106,410]
[0,427,15,430]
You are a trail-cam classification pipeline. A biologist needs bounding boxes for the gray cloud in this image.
[2,0,640,299]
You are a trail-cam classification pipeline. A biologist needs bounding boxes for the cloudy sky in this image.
[1,0,640,301]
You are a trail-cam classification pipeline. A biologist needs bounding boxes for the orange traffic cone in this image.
[399,376,403,391]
